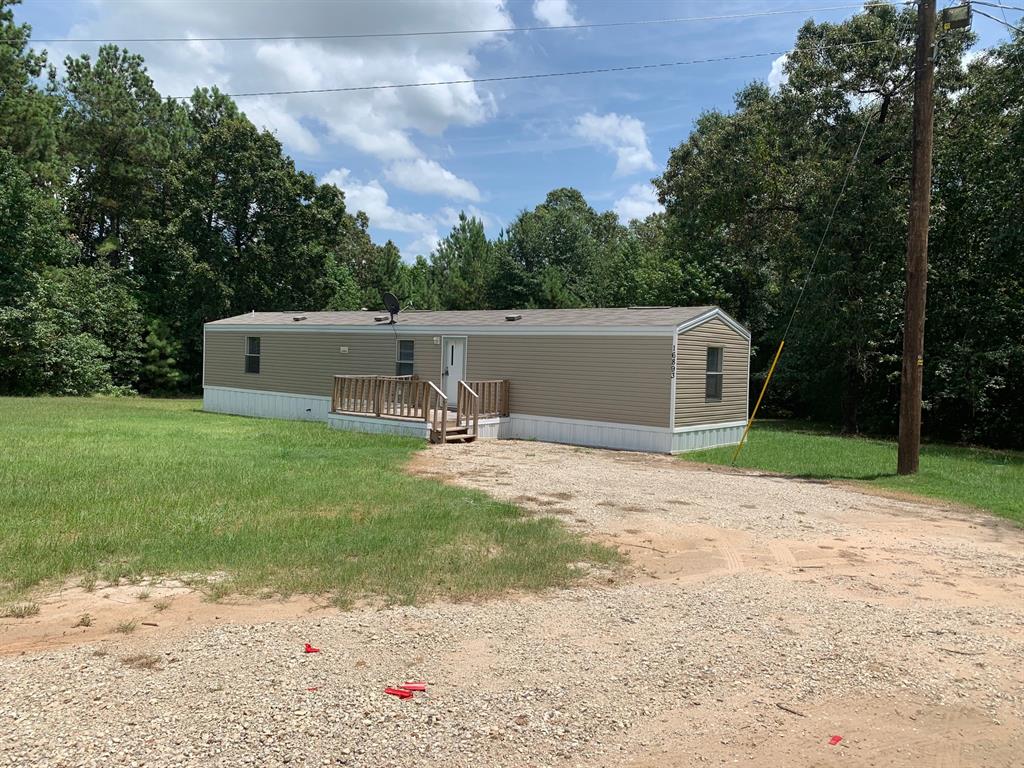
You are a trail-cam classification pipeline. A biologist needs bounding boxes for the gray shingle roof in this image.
[206,306,721,329]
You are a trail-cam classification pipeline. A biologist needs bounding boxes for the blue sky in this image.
[16,0,1018,260]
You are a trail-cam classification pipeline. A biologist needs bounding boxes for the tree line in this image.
[1,2,1021,447]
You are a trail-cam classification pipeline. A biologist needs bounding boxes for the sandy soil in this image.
[410,440,1024,764]
[410,442,1023,614]
[0,578,333,656]
[1,439,1021,767]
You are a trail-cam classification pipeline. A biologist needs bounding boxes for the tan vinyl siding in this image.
[204,330,440,397]
[466,335,672,428]
[675,318,749,427]
[205,328,674,427]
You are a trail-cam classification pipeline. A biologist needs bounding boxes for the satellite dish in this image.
[382,292,400,324]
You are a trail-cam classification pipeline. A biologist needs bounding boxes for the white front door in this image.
[442,337,466,405]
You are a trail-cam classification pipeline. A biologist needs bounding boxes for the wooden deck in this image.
[330,375,509,444]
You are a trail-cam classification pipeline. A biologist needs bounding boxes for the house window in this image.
[705,346,723,401]
[245,336,261,374]
[396,340,414,376]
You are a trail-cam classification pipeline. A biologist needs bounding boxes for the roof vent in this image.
[505,313,522,321]
[374,315,390,322]
[627,305,672,310]
[292,315,307,322]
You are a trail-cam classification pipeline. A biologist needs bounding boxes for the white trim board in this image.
[205,323,676,337]
[745,337,752,424]
[675,307,751,340]
[668,330,679,428]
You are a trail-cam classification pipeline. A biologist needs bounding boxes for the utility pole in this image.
[897,0,937,476]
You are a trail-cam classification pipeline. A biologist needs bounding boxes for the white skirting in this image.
[326,413,502,439]
[202,386,743,454]
[474,418,503,439]
[327,412,431,438]
[496,415,743,453]
[497,413,669,453]
[202,386,330,421]
[670,421,746,453]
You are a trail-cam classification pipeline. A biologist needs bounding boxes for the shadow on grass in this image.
[785,471,900,482]
[754,418,839,436]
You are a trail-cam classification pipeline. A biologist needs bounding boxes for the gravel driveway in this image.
[2,440,1022,767]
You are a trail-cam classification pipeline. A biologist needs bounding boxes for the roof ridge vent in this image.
[627,305,672,310]
[504,313,522,321]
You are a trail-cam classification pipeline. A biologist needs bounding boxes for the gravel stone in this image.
[2,440,1022,766]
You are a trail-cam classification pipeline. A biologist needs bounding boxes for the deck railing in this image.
[424,381,448,443]
[456,381,480,436]
[460,379,510,418]
[331,375,507,444]
[332,374,418,416]
[332,375,376,415]
[332,375,449,442]
[376,375,422,419]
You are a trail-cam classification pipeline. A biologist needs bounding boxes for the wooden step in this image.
[430,425,477,444]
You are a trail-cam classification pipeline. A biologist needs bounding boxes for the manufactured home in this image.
[202,306,750,453]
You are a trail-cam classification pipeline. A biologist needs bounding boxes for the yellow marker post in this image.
[731,339,785,466]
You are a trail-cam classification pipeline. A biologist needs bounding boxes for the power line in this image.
[777,36,917,344]
[780,99,880,341]
[782,12,916,341]
[973,1,1024,13]
[973,7,1024,33]
[8,2,912,45]
[168,39,891,100]
[732,5,917,465]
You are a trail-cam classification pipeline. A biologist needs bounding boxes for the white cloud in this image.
[404,232,443,258]
[768,54,789,91]
[243,98,321,155]
[322,169,502,260]
[532,0,579,27]
[613,183,664,223]
[322,168,438,238]
[57,1,511,161]
[573,112,656,176]
[384,158,481,201]
[438,204,495,229]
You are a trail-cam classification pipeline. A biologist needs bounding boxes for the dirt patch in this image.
[0,579,331,656]
[412,441,1024,613]
[406,439,1022,764]
[626,693,1015,768]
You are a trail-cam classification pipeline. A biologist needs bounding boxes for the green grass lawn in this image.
[683,422,1023,524]
[0,397,617,604]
